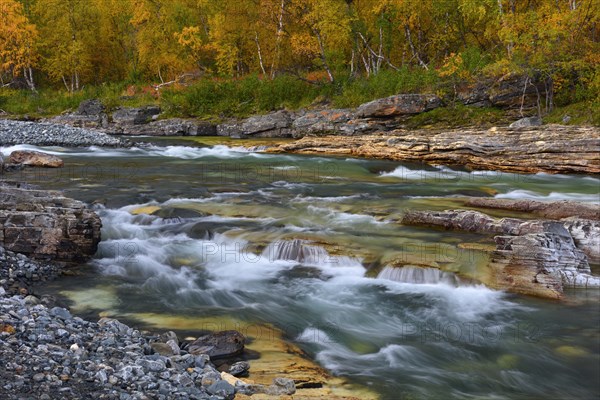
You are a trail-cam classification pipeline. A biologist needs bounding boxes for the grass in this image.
[404,105,508,129]
[543,100,600,126]
[1,69,598,128]
[0,83,157,118]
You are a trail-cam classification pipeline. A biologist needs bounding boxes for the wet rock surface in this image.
[0,182,101,263]
[401,209,600,298]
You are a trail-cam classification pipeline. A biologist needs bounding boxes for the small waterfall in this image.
[262,239,361,268]
[377,266,462,286]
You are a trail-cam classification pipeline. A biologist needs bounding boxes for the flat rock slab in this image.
[268,125,600,174]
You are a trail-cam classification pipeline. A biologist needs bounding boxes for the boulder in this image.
[7,151,64,168]
[187,330,245,359]
[509,117,542,129]
[241,110,294,137]
[292,109,354,134]
[356,94,442,118]
[0,182,101,263]
[77,99,105,116]
[112,106,161,126]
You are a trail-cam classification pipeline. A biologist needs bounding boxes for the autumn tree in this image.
[0,0,38,90]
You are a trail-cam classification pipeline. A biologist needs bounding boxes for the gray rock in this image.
[206,380,235,399]
[266,377,296,395]
[240,110,294,137]
[77,99,105,116]
[112,106,161,126]
[509,116,542,128]
[228,361,250,377]
[187,330,245,359]
[356,94,442,118]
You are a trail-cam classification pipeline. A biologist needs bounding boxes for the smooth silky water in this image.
[2,139,599,399]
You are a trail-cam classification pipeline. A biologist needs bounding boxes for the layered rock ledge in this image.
[0,182,101,263]
[267,125,600,174]
[401,209,600,299]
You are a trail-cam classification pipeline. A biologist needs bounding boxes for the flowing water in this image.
[2,138,599,399]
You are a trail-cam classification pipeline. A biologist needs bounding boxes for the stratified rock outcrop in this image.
[0,182,101,263]
[401,209,600,298]
[268,125,600,174]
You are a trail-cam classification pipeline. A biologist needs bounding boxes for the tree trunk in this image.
[313,29,334,83]
[255,32,267,76]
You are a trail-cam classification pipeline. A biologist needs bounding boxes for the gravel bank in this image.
[0,120,127,147]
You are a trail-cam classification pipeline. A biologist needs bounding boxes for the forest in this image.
[0,0,599,122]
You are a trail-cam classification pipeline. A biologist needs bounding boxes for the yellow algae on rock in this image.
[130,205,161,215]
[122,313,378,399]
[555,345,587,357]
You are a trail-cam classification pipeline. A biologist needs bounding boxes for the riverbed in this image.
[2,137,599,399]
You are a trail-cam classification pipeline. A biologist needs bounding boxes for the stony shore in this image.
[0,120,127,147]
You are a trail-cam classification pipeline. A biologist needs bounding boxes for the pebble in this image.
[0,120,127,147]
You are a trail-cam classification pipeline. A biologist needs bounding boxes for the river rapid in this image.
[2,137,599,399]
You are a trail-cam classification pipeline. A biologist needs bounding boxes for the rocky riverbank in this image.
[0,120,127,147]
[400,199,600,299]
[266,125,600,175]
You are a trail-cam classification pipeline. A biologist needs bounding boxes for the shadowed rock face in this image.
[268,125,600,174]
[0,182,101,263]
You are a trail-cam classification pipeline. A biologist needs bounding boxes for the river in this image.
[2,137,599,399]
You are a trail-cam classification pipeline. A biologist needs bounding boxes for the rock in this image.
[77,99,105,116]
[241,110,294,137]
[509,116,542,129]
[268,125,600,175]
[150,342,177,356]
[112,106,161,126]
[292,109,354,135]
[0,182,102,263]
[206,380,235,399]
[7,151,64,168]
[228,361,250,377]
[187,330,245,359]
[151,207,208,220]
[266,377,296,396]
[463,198,600,220]
[488,73,549,109]
[356,94,442,118]
[401,209,600,298]
[562,218,600,261]
[115,118,217,136]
